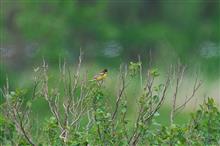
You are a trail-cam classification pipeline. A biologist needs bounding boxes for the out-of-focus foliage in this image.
[1,0,220,79]
[128,61,141,77]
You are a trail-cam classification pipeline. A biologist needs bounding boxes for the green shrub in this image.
[1,59,219,145]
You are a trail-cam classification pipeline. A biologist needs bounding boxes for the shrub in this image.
[1,56,219,145]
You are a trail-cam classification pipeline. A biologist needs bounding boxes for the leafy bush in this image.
[1,58,219,145]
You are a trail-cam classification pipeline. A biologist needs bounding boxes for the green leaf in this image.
[26,101,32,107]
[121,107,127,114]
[150,68,160,77]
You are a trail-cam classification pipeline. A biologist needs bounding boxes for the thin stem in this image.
[112,66,126,121]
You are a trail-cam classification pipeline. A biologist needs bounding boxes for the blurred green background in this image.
[0,0,220,124]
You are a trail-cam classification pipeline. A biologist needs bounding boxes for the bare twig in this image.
[112,65,126,121]
[170,64,186,125]
[168,63,202,127]
[40,50,89,143]
[13,105,35,146]
[42,61,63,131]
[174,75,202,113]
[61,50,85,142]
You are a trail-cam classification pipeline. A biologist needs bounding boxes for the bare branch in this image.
[112,65,126,121]
[175,75,202,113]
[42,60,63,131]
[13,105,35,146]
[170,64,186,125]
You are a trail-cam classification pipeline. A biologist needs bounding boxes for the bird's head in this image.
[103,69,108,73]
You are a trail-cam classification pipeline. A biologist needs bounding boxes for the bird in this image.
[90,69,108,81]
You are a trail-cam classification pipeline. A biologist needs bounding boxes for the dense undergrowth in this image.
[1,56,219,145]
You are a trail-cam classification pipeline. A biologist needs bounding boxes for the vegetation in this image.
[1,1,219,145]
[1,1,220,79]
[1,53,219,145]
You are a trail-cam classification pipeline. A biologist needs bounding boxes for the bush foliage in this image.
[1,59,219,145]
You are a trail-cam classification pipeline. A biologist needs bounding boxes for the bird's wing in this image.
[93,72,104,79]
[99,72,105,75]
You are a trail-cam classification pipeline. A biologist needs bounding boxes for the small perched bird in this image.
[90,69,108,81]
